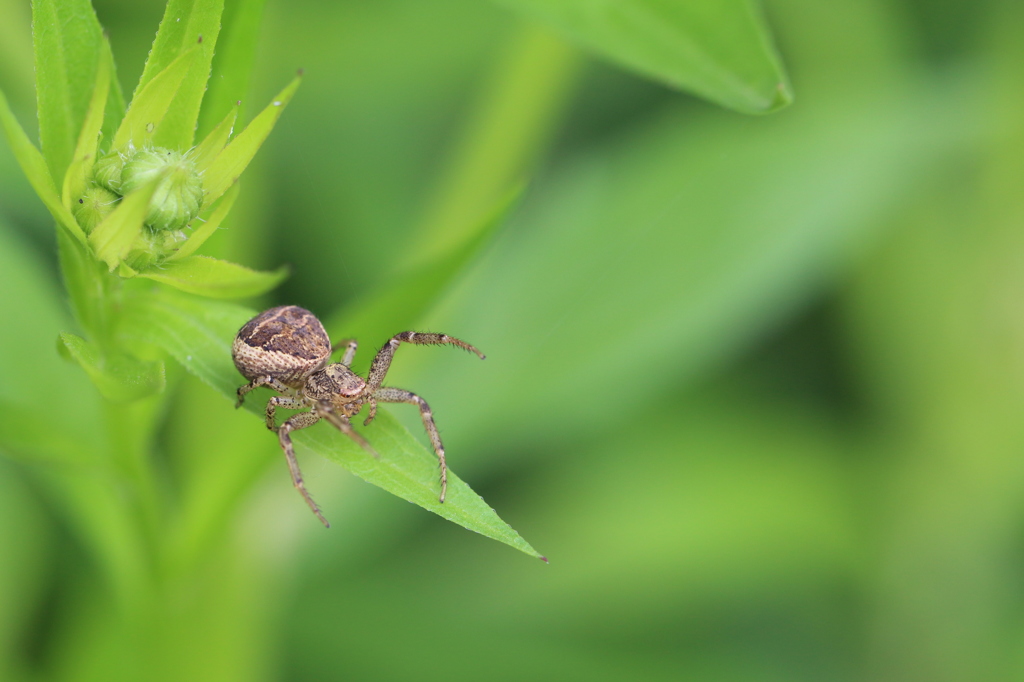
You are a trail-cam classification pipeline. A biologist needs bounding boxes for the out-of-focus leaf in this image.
[89,171,163,269]
[192,107,237,174]
[327,185,523,359]
[197,0,267,138]
[168,183,240,261]
[490,0,791,113]
[61,42,111,210]
[0,219,103,465]
[0,461,50,680]
[117,289,542,557]
[31,0,104,180]
[201,75,300,205]
[58,332,165,402]
[0,0,32,107]
[132,0,225,149]
[0,87,86,244]
[136,254,287,298]
[415,83,973,448]
[111,47,200,152]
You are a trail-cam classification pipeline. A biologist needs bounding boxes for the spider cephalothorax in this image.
[232,305,484,527]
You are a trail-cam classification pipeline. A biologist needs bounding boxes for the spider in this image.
[232,305,485,527]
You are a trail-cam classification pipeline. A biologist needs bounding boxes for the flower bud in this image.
[121,148,204,232]
[73,185,120,234]
[92,152,125,193]
[125,228,188,270]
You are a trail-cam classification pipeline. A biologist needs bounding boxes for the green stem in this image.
[405,21,581,267]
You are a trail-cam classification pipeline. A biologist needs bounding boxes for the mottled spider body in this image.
[232,305,331,387]
[233,305,484,527]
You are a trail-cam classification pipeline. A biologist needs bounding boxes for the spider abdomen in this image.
[232,305,331,387]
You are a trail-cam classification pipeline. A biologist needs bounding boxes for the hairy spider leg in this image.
[365,331,485,392]
[266,395,306,431]
[362,397,377,426]
[331,339,358,367]
[277,411,329,527]
[372,387,448,503]
[317,404,379,459]
[236,375,292,408]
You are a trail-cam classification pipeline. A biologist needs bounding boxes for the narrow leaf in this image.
[192,107,237,174]
[58,332,165,402]
[202,75,300,205]
[57,229,105,337]
[136,255,287,298]
[197,0,267,138]
[168,182,240,261]
[491,0,791,114]
[89,173,163,270]
[100,37,127,142]
[31,0,104,180]
[303,409,541,558]
[117,289,542,557]
[62,42,112,210]
[132,0,225,149]
[111,47,201,152]
[0,87,87,244]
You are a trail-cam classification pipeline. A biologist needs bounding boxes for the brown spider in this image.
[232,305,484,527]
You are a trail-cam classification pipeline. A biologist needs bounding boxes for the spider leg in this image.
[363,397,377,426]
[316,403,379,459]
[331,339,358,367]
[236,375,291,408]
[266,395,306,431]
[365,332,485,392]
[371,387,448,503]
[277,410,329,527]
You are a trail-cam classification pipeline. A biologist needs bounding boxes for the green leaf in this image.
[61,41,112,210]
[303,409,541,559]
[326,185,523,356]
[197,0,268,138]
[88,171,163,270]
[31,0,105,180]
[168,182,240,261]
[57,229,106,337]
[132,0,225,149]
[202,75,300,205]
[192,107,237,174]
[491,0,791,114]
[100,37,127,143]
[117,289,542,558]
[58,332,165,402]
[111,47,201,152]
[0,87,87,244]
[136,254,287,298]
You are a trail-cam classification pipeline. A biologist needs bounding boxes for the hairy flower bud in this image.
[73,185,120,234]
[92,152,125,193]
[125,228,188,270]
[120,148,204,232]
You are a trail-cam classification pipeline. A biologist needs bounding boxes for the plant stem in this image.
[405,21,581,267]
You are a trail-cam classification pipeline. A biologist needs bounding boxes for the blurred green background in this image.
[3,0,1024,680]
